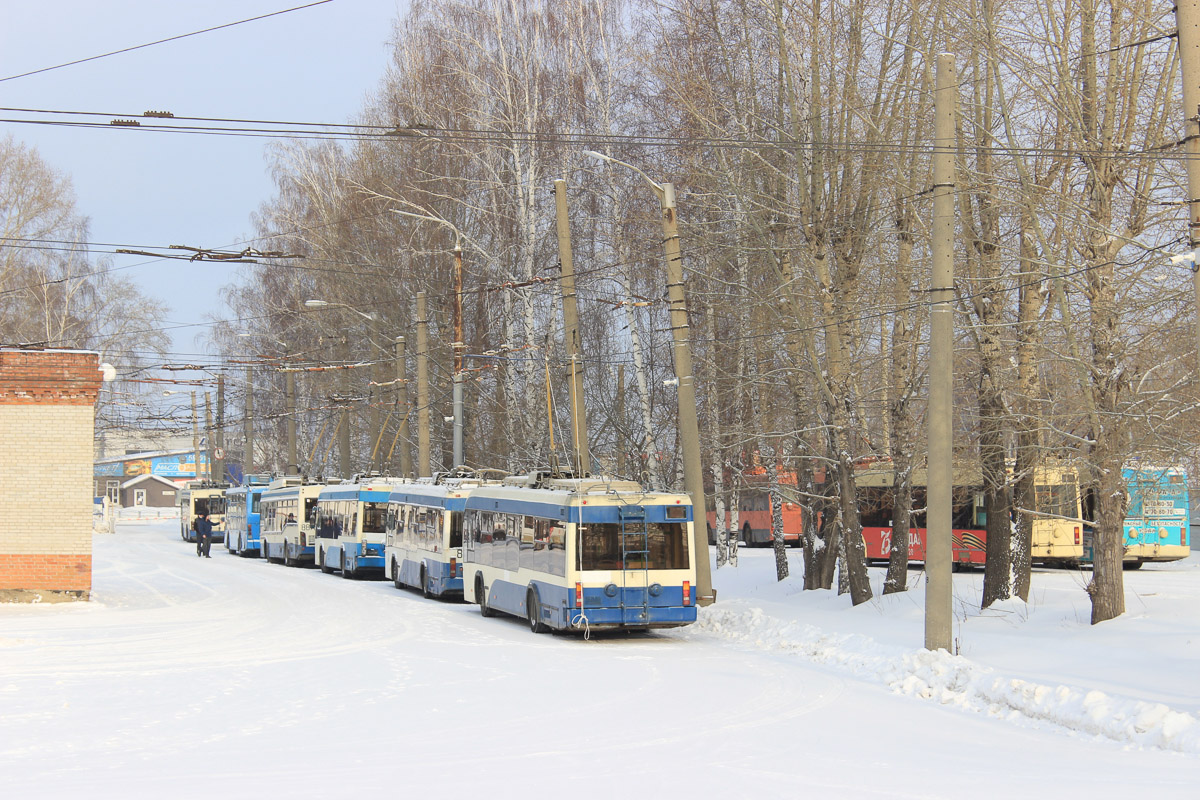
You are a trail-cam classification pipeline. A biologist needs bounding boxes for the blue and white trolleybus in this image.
[462,472,698,633]
[225,475,270,556]
[314,479,396,577]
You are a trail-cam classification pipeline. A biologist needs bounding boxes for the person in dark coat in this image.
[195,512,214,558]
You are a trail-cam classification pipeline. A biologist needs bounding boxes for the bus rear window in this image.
[578,522,690,571]
[362,502,388,533]
[195,496,226,516]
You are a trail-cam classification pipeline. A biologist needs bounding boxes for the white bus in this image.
[259,477,324,566]
[314,479,398,578]
[385,472,502,599]
[462,472,698,633]
[178,482,227,543]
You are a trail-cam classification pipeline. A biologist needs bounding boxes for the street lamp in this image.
[584,150,714,605]
[304,299,381,477]
[393,208,466,468]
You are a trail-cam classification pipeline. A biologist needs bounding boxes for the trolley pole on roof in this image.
[554,180,590,476]
[1174,0,1200,372]
[925,53,957,652]
[416,291,432,478]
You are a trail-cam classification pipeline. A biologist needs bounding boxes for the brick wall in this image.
[0,350,102,599]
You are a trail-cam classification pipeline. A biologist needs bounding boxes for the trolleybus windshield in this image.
[578,522,690,571]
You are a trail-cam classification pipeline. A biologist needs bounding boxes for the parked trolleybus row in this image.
[180,469,701,634]
[175,460,1189,635]
[705,461,1190,569]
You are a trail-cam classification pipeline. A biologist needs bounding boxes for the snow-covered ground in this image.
[2,523,1197,798]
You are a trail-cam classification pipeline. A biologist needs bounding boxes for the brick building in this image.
[0,349,103,601]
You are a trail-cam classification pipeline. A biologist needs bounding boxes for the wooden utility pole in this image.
[926,53,956,652]
[244,365,254,475]
[396,335,412,477]
[416,291,431,478]
[554,180,590,476]
[1175,1,1200,370]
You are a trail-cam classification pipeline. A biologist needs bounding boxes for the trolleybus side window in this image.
[449,511,463,549]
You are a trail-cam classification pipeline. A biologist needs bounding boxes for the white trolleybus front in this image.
[462,473,698,633]
[259,477,324,566]
[314,479,395,578]
[179,481,227,543]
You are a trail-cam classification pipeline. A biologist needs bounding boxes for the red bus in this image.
[857,465,987,568]
[706,467,803,547]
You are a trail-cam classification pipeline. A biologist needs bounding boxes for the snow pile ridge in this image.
[695,605,1200,754]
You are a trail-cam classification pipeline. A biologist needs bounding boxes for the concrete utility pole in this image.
[204,392,214,482]
[285,362,298,476]
[392,209,466,470]
[554,180,591,476]
[396,336,412,477]
[926,53,957,652]
[369,315,384,473]
[616,363,626,477]
[191,391,200,482]
[338,335,352,478]
[452,245,465,468]
[244,365,254,475]
[583,150,714,606]
[215,375,226,484]
[1175,1,1200,371]
[416,291,432,478]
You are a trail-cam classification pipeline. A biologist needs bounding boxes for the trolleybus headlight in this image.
[604,583,618,597]
[648,583,662,597]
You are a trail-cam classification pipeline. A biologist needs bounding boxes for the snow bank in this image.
[693,602,1200,754]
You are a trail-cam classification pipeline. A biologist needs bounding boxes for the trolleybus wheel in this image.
[319,550,332,575]
[527,589,548,634]
[420,565,432,599]
[392,559,404,590]
[1123,561,1144,570]
[477,576,494,618]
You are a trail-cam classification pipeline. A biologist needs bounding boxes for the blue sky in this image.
[1,0,404,358]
